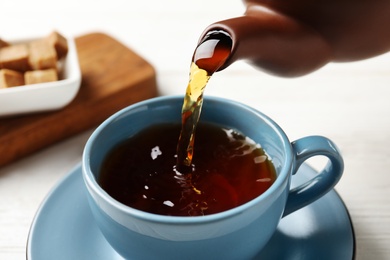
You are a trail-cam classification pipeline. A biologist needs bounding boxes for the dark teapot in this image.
[199,0,390,77]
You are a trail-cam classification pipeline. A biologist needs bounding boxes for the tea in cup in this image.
[99,121,277,216]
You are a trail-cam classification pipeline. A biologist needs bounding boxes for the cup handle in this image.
[282,136,344,217]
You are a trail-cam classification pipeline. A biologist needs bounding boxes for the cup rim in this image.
[82,95,293,224]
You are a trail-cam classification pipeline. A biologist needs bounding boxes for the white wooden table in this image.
[1,1,389,259]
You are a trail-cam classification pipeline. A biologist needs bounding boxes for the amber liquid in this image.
[99,123,276,216]
[99,30,277,216]
[176,30,233,172]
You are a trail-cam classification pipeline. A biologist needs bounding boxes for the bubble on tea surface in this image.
[254,155,267,164]
[163,200,174,207]
[151,146,162,160]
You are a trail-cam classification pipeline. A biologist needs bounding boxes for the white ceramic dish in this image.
[0,35,81,117]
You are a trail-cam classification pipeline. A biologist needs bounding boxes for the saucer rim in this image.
[26,162,356,260]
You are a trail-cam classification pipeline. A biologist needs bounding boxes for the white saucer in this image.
[27,163,355,260]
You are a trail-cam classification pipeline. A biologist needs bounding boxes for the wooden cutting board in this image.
[0,32,158,167]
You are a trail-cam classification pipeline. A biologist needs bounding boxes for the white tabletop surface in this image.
[1,1,389,259]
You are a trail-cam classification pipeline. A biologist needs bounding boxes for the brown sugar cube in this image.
[45,31,68,59]
[28,40,58,70]
[24,69,58,85]
[0,39,10,49]
[0,69,25,88]
[0,44,30,72]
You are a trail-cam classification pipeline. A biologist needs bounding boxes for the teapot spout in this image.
[199,6,332,77]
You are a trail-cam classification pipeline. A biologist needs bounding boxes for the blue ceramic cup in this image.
[82,95,343,259]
